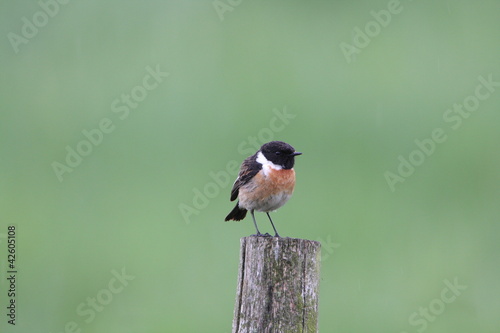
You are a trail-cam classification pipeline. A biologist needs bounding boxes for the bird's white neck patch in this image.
[256,151,282,176]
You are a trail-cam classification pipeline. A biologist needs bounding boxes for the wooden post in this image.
[232,236,321,333]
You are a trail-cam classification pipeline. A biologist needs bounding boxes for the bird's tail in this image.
[225,202,247,221]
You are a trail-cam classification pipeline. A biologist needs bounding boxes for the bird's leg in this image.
[251,210,263,236]
[266,212,280,237]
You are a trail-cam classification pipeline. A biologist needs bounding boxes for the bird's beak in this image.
[291,152,302,156]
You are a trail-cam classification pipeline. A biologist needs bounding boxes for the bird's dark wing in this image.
[230,154,261,201]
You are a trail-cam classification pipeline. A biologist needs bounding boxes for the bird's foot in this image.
[251,232,272,237]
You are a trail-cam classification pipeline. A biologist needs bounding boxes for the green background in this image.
[1,0,499,332]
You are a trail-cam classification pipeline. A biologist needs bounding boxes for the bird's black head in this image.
[260,141,302,170]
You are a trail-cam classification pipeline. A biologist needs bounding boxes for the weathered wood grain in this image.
[232,236,321,333]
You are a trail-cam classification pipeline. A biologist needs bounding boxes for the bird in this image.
[224,141,302,237]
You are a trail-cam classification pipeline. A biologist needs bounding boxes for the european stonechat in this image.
[224,141,302,237]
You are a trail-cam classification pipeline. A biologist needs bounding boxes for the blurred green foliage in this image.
[1,0,499,332]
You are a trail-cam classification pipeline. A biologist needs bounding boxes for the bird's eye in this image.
[275,151,282,155]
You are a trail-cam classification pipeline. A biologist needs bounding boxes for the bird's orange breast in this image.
[241,168,295,200]
[264,168,296,193]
